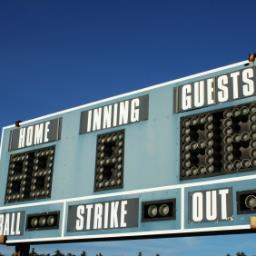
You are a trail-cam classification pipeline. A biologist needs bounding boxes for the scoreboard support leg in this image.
[14,243,30,256]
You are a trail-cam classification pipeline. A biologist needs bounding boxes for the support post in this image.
[14,243,30,256]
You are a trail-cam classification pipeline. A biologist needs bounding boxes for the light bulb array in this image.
[5,147,55,202]
[26,211,59,230]
[95,130,124,191]
[181,103,256,179]
[142,199,175,221]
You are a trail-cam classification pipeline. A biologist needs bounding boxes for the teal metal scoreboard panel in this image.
[0,60,256,244]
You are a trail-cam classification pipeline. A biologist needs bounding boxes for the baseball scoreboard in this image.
[0,59,256,245]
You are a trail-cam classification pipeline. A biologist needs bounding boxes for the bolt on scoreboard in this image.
[0,60,256,244]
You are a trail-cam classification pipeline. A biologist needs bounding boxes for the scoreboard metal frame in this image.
[0,59,256,245]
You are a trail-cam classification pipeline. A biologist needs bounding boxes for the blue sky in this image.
[1,0,256,255]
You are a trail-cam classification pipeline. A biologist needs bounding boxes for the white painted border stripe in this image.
[61,201,67,237]
[180,188,185,230]
[0,199,65,210]
[1,172,256,210]
[3,60,247,129]
[6,224,250,244]
[0,129,5,161]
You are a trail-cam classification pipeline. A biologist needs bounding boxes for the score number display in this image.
[5,147,55,202]
[181,102,256,178]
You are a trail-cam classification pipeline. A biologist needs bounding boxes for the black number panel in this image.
[95,130,125,191]
[181,102,256,179]
[5,146,55,203]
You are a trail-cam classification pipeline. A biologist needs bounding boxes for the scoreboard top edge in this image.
[2,59,248,130]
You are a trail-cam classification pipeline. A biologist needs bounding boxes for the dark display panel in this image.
[5,147,55,202]
[181,102,256,179]
[95,130,125,191]
[142,199,176,222]
[237,190,256,214]
[26,211,59,231]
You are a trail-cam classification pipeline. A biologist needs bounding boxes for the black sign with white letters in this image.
[9,118,62,151]
[67,199,139,232]
[174,66,256,112]
[189,188,233,223]
[80,95,149,134]
[0,211,24,236]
